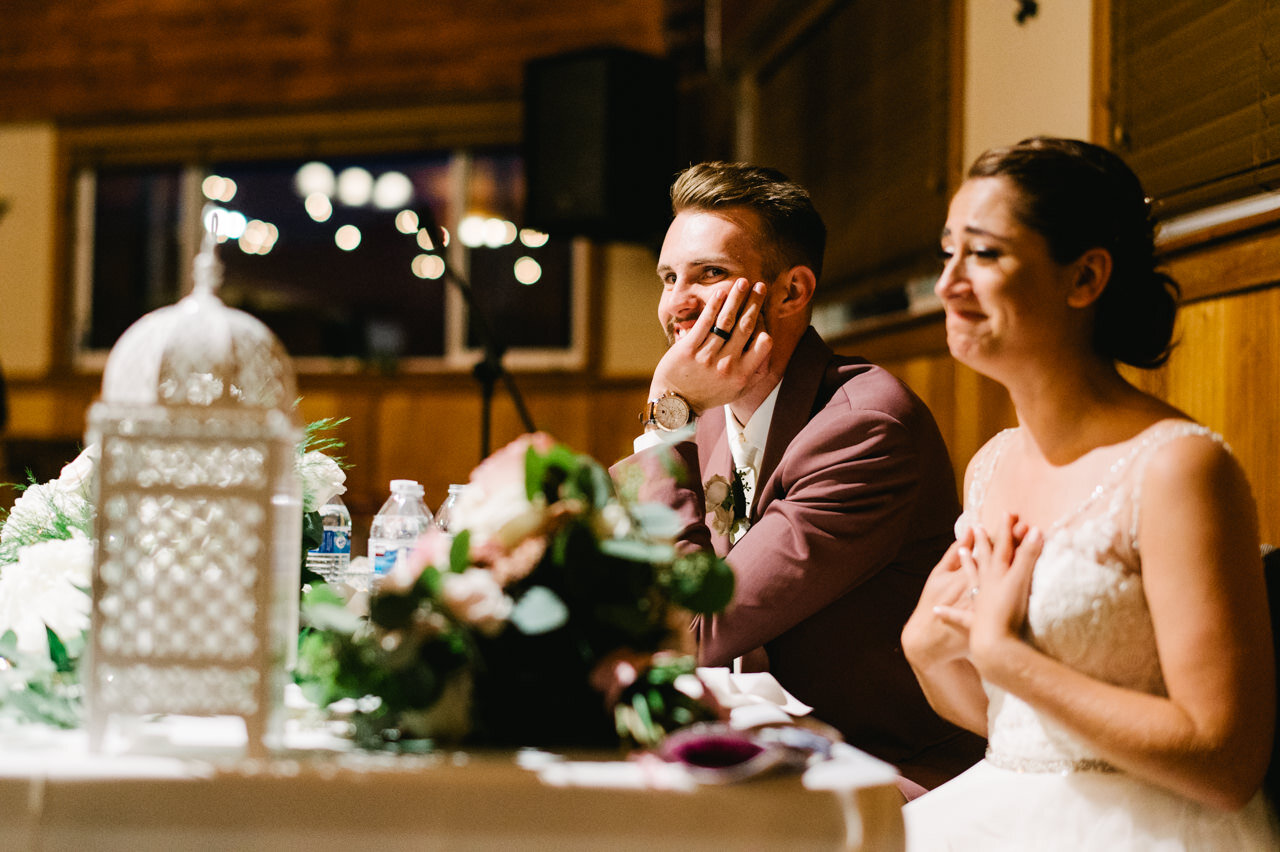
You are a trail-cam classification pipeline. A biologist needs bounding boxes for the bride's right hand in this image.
[902,526,978,667]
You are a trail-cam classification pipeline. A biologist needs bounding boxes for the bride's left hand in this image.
[935,513,1043,678]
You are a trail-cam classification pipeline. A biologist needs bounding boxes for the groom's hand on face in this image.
[651,279,772,413]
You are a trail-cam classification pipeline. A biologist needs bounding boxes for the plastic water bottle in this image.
[368,479,433,577]
[434,484,468,535]
[306,494,352,583]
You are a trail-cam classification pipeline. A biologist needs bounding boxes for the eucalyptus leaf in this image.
[301,510,324,552]
[448,529,471,574]
[509,586,569,635]
[599,537,676,565]
[301,598,365,634]
[46,628,72,672]
[627,502,684,540]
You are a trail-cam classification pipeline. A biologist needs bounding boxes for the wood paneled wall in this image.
[2,372,652,552]
[0,0,668,122]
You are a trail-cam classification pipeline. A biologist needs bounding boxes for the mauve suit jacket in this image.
[619,327,983,789]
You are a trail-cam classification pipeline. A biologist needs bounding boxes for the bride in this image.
[901,137,1280,848]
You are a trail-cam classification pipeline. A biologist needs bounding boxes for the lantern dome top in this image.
[100,224,296,409]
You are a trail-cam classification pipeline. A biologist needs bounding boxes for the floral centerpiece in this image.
[294,433,734,750]
[0,418,349,728]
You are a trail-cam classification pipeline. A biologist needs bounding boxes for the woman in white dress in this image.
[901,137,1280,849]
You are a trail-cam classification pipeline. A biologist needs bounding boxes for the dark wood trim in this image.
[1090,0,1112,147]
[59,102,522,167]
[947,0,967,195]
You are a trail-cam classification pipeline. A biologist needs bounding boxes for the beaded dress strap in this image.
[1126,421,1223,548]
[964,428,1018,517]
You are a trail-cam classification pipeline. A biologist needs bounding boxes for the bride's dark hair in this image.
[968,137,1179,369]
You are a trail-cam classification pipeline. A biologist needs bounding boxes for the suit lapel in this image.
[756,327,832,518]
[695,408,733,556]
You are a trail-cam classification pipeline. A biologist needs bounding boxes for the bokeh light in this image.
[373,171,414,210]
[294,161,335,198]
[519,228,549,248]
[203,207,247,242]
[411,254,446,280]
[458,214,486,248]
[395,210,420,234]
[304,192,333,222]
[336,167,374,207]
[202,175,237,203]
[335,224,362,251]
[238,219,279,255]
[513,256,542,285]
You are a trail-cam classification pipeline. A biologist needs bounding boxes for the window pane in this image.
[464,150,574,350]
[89,165,184,349]
[79,147,578,365]
[211,153,453,359]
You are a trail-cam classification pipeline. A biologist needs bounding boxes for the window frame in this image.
[63,103,589,376]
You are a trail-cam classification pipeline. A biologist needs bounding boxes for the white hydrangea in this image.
[0,445,97,565]
[0,535,93,657]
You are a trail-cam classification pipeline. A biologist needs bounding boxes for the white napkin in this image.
[693,666,812,729]
[801,742,900,791]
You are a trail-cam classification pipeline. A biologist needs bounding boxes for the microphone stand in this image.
[417,205,536,460]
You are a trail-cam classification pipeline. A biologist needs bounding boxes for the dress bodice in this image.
[957,420,1220,772]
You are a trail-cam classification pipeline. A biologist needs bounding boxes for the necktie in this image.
[730,433,757,544]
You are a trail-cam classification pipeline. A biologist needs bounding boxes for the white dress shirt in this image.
[724,382,780,541]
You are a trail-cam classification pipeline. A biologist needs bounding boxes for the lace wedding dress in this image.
[905,420,1280,850]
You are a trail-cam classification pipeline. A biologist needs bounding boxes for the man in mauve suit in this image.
[615,162,983,792]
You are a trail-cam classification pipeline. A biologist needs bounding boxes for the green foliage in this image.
[663,551,735,614]
[614,654,720,748]
[0,630,83,729]
[295,436,734,751]
[298,416,351,464]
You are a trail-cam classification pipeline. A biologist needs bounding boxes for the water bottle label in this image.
[319,529,351,555]
[371,544,401,576]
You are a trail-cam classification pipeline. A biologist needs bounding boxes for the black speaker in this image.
[523,47,677,244]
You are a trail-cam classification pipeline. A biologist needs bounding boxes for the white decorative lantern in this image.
[85,226,302,756]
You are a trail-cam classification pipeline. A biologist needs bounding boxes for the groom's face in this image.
[656,207,778,347]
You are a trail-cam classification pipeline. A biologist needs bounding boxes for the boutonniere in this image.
[704,470,750,539]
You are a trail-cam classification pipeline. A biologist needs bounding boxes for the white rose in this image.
[0,536,93,657]
[56,444,99,494]
[704,475,732,509]
[707,503,734,538]
[297,450,347,513]
[441,568,512,636]
[592,502,632,540]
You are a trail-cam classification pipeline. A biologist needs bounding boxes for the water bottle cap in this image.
[390,479,424,496]
[448,483,468,494]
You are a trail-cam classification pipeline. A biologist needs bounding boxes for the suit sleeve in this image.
[699,397,925,665]
[611,439,714,556]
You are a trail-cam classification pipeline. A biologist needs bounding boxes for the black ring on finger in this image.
[711,326,733,341]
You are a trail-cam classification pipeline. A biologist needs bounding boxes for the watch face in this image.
[654,394,690,429]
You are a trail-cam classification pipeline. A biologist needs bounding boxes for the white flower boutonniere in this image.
[704,471,750,539]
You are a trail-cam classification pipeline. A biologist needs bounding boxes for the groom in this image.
[615,162,982,790]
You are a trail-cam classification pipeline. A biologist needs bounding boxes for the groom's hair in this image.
[670,162,826,284]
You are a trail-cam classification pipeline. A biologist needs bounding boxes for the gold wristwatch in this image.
[642,391,694,431]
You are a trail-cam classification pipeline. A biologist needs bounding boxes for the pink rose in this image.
[453,432,559,551]
[441,568,512,636]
